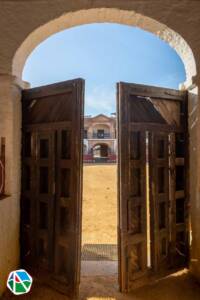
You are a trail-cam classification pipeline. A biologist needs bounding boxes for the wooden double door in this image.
[21,79,189,298]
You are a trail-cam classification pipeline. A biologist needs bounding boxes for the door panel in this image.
[21,79,84,298]
[35,131,55,272]
[170,131,189,267]
[149,132,170,271]
[117,82,188,292]
[117,84,148,292]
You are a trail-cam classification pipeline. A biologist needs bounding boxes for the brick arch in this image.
[12,8,196,86]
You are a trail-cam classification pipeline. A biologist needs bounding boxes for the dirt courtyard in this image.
[81,164,118,277]
[82,164,117,245]
[3,164,200,299]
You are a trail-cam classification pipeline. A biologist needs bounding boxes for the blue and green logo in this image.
[7,269,33,295]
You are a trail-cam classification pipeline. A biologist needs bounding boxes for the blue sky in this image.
[23,23,186,116]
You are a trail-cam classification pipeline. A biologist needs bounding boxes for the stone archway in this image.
[12,8,196,85]
[0,2,200,296]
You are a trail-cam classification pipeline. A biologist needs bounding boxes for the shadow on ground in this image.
[2,270,200,300]
[79,270,200,300]
[81,244,118,261]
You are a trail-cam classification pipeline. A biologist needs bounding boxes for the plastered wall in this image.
[0,0,200,296]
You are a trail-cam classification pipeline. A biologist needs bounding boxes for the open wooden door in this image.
[117,82,188,292]
[21,79,84,298]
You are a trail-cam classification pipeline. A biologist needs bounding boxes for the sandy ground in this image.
[3,269,200,300]
[82,164,117,245]
[81,164,118,277]
[2,165,200,299]
[79,270,200,300]
[81,261,117,276]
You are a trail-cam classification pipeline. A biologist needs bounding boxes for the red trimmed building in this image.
[83,114,117,163]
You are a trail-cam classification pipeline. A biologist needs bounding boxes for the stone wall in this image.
[0,75,27,294]
[0,0,200,296]
[187,82,200,280]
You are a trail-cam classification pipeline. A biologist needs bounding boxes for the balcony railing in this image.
[92,133,111,139]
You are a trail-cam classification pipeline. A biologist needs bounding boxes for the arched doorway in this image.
[16,11,196,298]
[92,143,109,162]
[0,3,199,299]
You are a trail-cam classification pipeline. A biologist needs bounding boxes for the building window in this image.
[97,129,105,138]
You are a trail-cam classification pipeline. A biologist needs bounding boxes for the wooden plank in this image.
[130,123,183,133]
[22,79,83,99]
[170,124,189,268]
[119,82,186,101]
[117,83,122,291]
[24,121,72,130]
[149,132,170,272]
[118,82,148,292]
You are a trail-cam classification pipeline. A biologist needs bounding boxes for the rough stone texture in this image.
[0,1,198,82]
[0,0,200,296]
[0,75,28,295]
[188,85,200,281]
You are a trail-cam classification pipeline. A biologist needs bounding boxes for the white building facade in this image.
[83,114,117,163]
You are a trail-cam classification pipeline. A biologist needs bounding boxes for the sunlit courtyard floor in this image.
[82,164,117,245]
[2,165,200,299]
[79,269,200,300]
[3,269,200,300]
